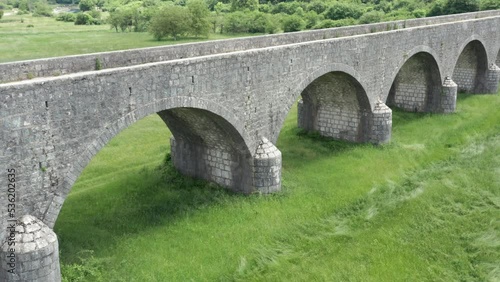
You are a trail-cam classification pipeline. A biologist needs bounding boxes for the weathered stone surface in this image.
[0,215,61,282]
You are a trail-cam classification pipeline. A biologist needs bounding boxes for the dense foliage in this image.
[0,0,498,39]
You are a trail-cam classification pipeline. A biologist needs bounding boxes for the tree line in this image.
[0,0,498,40]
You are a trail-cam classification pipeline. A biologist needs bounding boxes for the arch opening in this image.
[158,108,254,193]
[387,52,442,112]
[452,40,488,93]
[297,71,371,143]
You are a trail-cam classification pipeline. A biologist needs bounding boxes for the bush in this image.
[429,0,480,16]
[56,12,76,22]
[358,10,384,24]
[79,0,96,12]
[74,12,93,25]
[303,10,321,29]
[32,1,53,17]
[282,14,305,32]
[412,9,426,18]
[480,0,500,10]
[272,2,304,15]
[307,0,327,14]
[149,5,191,40]
[324,2,364,21]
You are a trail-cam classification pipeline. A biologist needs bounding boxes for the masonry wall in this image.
[1,11,500,83]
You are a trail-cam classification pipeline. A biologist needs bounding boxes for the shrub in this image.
[304,10,321,29]
[32,1,53,17]
[324,2,364,20]
[74,12,93,25]
[480,0,500,10]
[358,10,384,24]
[56,12,76,22]
[412,9,426,18]
[307,0,327,14]
[79,0,96,12]
[282,14,305,32]
[149,5,191,40]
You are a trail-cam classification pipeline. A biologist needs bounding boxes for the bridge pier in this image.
[367,101,392,144]
[252,137,281,194]
[298,99,392,144]
[0,215,61,282]
[482,64,500,94]
[170,136,281,194]
[437,77,458,113]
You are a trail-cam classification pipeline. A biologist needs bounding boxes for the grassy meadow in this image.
[0,13,251,63]
[1,11,499,282]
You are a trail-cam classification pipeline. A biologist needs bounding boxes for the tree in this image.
[358,10,384,24]
[187,0,210,37]
[443,0,480,14]
[480,0,500,10]
[231,0,258,12]
[149,5,191,40]
[79,0,96,11]
[0,10,3,19]
[324,2,364,20]
[282,14,305,32]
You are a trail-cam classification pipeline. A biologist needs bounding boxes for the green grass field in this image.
[54,93,500,281]
[0,13,254,63]
[2,12,499,282]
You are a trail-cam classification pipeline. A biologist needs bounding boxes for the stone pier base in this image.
[367,101,392,144]
[438,78,458,113]
[252,137,281,194]
[482,64,500,94]
[0,215,61,282]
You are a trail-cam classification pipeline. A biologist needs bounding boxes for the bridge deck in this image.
[1,10,500,84]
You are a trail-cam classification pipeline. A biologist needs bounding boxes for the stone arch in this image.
[387,52,442,112]
[452,39,488,93]
[42,97,254,228]
[291,65,372,143]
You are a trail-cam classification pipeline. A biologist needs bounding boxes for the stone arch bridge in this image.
[1,10,500,281]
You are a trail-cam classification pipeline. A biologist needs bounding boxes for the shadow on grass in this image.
[278,127,368,169]
[391,107,431,129]
[55,154,242,262]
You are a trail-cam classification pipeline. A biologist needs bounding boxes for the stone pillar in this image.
[297,99,314,131]
[0,215,61,282]
[367,101,392,144]
[252,137,281,194]
[481,64,500,94]
[438,77,457,113]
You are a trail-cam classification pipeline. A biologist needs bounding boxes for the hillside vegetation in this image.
[1,0,499,43]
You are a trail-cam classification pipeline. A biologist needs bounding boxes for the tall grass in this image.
[55,93,500,281]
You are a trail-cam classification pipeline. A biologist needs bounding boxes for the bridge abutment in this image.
[0,215,61,282]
